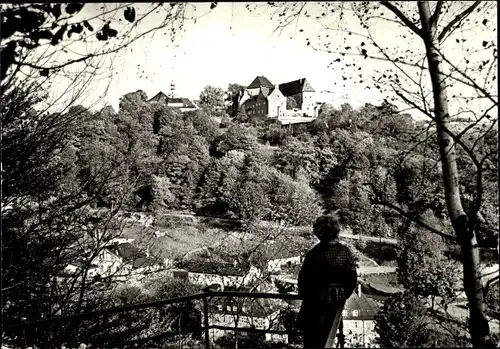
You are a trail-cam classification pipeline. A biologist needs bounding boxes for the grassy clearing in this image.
[118,214,402,269]
[120,221,232,260]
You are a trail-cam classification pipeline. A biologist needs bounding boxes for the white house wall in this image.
[267,89,286,118]
[343,320,377,347]
[301,91,317,117]
[247,88,260,97]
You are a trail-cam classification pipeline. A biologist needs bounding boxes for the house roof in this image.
[181,259,250,277]
[148,92,198,109]
[247,76,274,89]
[279,78,315,96]
[104,242,161,268]
[210,296,275,318]
[132,256,163,268]
[361,273,403,296]
[343,292,381,320]
[148,91,168,103]
[168,98,198,108]
[261,87,277,98]
[105,242,144,261]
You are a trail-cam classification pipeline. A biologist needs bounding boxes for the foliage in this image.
[374,291,429,348]
[265,169,322,225]
[226,83,246,118]
[211,122,257,157]
[396,216,461,304]
[0,3,192,83]
[199,85,226,114]
[485,282,499,320]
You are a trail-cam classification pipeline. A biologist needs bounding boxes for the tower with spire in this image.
[168,80,176,98]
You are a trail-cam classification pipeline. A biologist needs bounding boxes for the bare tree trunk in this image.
[418,2,491,346]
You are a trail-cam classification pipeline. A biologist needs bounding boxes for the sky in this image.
[38,2,497,121]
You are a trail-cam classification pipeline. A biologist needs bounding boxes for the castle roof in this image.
[279,78,315,96]
[148,91,168,103]
[148,92,198,109]
[247,76,274,89]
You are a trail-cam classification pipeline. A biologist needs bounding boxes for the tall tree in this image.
[199,85,226,114]
[226,83,246,118]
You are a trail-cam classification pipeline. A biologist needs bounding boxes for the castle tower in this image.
[168,80,176,98]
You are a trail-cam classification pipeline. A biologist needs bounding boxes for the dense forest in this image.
[11,88,494,245]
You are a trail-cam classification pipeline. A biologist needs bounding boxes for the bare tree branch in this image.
[380,1,423,37]
[438,1,481,43]
[430,1,444,27]
[366,182,457,241]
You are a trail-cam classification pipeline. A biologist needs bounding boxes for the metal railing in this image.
[5,291,345,349]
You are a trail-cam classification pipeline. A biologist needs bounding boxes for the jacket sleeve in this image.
[344,248,358,298]
[298,252,313,298]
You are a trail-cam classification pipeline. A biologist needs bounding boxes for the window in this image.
[352,310,359,317]
[342,310,348,317]
[227,306,231,311]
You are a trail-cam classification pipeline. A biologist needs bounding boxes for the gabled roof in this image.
[279,78,315,96]
[148,93,198,109]
[247,76,274,89]
[105,242,162,268]
[261,87,276,98]
[148,91,168,103]
[105,242,143,261]
[132,256,163,268]
[343,293,380,320]
[169,98,198,108]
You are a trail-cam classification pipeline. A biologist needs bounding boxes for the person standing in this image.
[297,214,358,348]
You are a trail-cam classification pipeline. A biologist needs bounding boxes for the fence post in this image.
[202,292,210,349]
[21,317,27,349]
[338,318,345,349]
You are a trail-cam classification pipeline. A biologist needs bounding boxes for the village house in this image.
[341,285,381,348]
[63,260,99,278]
[239,76,321,118]
[180,259,262,290]
[64,239,166,281]
[208,295,287,344]
[103,240,165,275]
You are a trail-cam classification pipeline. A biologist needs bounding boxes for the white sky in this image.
[39,2,496,120]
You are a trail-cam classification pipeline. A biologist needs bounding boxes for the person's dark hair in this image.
[313,214,341,242]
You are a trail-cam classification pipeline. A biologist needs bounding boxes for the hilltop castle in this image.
[239,76,322,118]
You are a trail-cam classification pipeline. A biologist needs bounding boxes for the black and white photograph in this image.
[1,2,498,348]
